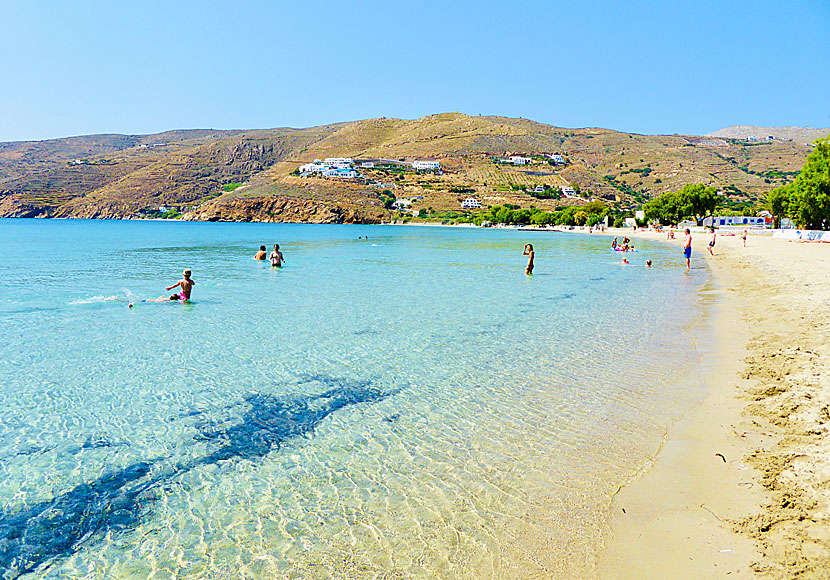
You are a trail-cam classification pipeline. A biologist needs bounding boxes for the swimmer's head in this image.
[183,269,191,279]
[170,294,180,301]
[260,245,266,251]
[274,244,279,250]
[646,260,652,267]
[525,244,533,251]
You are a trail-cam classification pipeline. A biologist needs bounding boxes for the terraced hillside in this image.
[0,114,818,222]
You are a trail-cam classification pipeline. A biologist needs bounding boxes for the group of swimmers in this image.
[610,237,635,252]
[254,244,285,267]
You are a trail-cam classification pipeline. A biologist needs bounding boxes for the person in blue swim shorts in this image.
[683,229,692,272]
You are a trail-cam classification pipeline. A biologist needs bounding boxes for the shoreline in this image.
[597,228,830,579]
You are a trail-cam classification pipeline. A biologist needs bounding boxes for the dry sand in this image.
[597,229,830,579]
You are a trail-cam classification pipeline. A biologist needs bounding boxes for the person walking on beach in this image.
[523,244,534,275]
[683,229,692,272]
[269,244,285,268]
[707,228,716,256]
[254,245,267,260]
[165,269,195,301]
[741,230,748,247]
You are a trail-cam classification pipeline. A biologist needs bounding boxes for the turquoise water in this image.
[0,220,711,579]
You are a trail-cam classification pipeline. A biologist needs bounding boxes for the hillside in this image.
[0,114,817,222]
[707,125,830,144]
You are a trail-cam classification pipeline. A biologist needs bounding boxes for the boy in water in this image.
[166,269,195,301]
[523,244,534,275]
[254,245,267,260]
[683,229,692,272]
[269,244,285,267]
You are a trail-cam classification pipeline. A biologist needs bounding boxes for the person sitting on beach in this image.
[269,244,285,268]
[165,269,195,301]
[523,244,534,275]
[254,245,267,260]
[683,229,692,272]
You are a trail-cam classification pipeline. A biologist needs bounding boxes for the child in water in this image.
[523,244,534,275]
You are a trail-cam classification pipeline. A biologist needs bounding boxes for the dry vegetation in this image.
[0,113,817,220]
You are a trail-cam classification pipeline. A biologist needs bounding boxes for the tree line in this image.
[766,138,829,229]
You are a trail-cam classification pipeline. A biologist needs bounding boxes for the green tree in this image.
[785,138,830,229]
[765,185,792,228]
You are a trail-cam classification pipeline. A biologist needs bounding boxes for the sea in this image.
[0,219,714,579]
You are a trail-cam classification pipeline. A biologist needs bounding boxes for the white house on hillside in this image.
[510,156,532,165]
[561,186,576,197]
[461,198,482,209]
[323,168,359,179]
[324,157,354,168]
[549,154,565,164]
[413,160,440,170]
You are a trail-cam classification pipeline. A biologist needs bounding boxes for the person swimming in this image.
[254,245,267,260]
[645,259,653,268]
[165,269,195,300]
[269,244,285,267]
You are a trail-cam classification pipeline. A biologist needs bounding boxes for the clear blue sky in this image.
[1,0,828,141]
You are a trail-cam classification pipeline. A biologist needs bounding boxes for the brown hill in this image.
[0,114,814,221]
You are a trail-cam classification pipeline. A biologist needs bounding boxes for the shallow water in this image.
[0,220,711,579]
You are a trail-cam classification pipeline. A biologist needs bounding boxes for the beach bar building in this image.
[703,216,769,228]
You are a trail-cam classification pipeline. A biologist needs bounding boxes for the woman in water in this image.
[523,244,534,275]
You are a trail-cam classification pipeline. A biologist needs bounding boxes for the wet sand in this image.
[598,229,830,579]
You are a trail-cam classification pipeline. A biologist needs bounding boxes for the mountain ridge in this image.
[0,113,817,222]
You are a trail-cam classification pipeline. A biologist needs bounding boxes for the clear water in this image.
[0,220,711,579]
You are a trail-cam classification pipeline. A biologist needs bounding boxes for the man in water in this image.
[683,229,692,272]
[269,244,285,267]
[165,269,195,301]
[254,246,267,260]
[523,244,534,275]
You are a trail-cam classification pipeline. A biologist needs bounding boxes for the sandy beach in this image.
[597,228,830,579]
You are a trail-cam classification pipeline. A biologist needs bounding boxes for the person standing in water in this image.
[254,245,267,260]
[165,269,195,301]
[523,244,534,275]
[269,244,285,268]
[683,229,692,272]
[707,228,716,256]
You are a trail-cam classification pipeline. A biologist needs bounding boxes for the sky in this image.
[1,0,828,141]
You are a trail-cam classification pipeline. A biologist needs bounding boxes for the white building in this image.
[323,168,358,179]
[413,160,440,170]
[561,186,576,197]
[703,215,768,228]
[392,199,412,210]
[461,198,482,209]
[361,162,375,168]
[549,154,566,164]
[510,156,532,165]
[324,157,354,168]
[299,162,329,174]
